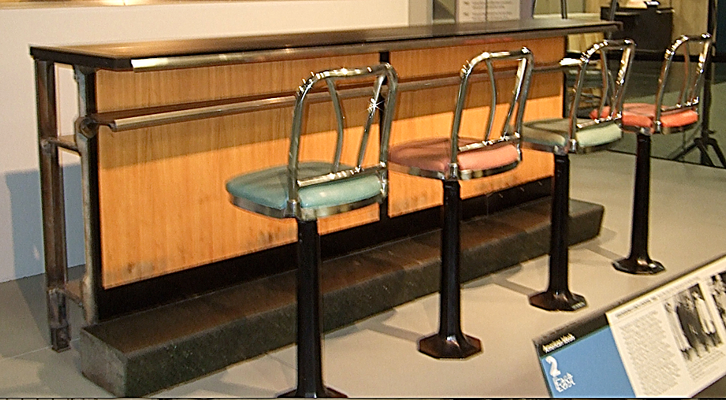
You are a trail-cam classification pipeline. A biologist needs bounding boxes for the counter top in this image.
[30,18,619,71]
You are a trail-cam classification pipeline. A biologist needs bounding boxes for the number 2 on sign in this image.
[545,356,561,377]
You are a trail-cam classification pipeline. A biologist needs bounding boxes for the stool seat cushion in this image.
[590,103,699,131]
[226,161,383,214]
[389,137,519,176]
[522,118,622,151]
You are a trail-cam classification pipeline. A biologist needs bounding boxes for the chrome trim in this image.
[573,137,622,154]
[325,77,345,172]
[651,34,712,134]
[617,35,711,136]
[621,121,698,136]
[116,21,618,72]
[229,192,385,222]
[297,164,385,188]
[457,135,515,153]
[390,48,532,181]
[389,162,446,181]
[390,158,520,181]
[521,140,567,156]
[298,194,384,221]
[522,39,635,155]
[284,64,398,220]
[227,63,398,222]
[130,45,385,72]
[228,194,287,220]
[107,95,297,131]
[569,39,635,147]
[87,62,562,134]
[446,48,532,179]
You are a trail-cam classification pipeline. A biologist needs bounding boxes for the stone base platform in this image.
[80,197,604,397]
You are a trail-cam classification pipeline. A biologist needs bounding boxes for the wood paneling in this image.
[96,54,381,288]
[95,37,565,288]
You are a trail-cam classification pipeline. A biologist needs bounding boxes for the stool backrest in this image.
[653,34,712,127]
[570,39,635,137]
[287,63,399,206]
[449,48,534,170]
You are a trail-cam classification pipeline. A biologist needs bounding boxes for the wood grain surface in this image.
[94,38,564,288]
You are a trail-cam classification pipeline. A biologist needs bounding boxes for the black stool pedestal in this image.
[614,133,665,275]
[529,154,587,312]
[418,180,482,359]
[418,332,482,359]
[279,220,346,398]
[529,289,586,311]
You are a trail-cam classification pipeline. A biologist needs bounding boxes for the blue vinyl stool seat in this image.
[521,39,636,312]
[225,64,398,398]
[227,162,385,219]
[523,117,623,150]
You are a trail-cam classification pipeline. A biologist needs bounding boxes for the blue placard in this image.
[538,326,635,397]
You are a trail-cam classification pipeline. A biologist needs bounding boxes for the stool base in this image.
[529,289,587,312]
[279,387,347,398]
[418,332,482,359]
[613,256,665,275]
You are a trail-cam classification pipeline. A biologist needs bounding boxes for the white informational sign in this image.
[606,256,726,397]
[456,0,520,22]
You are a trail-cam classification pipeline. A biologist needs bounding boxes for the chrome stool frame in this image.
[389,48,534,358]
[614,34,712,275]
[522,39,636,311]
[226,64,399,398]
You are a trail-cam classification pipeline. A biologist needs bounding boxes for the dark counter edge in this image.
[30,18,619,71]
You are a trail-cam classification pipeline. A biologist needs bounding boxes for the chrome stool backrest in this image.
[568,39,635,152]
[285,63,399,218]
[447,48,534,179]
[651,34,712,133]
[612,34,713,276]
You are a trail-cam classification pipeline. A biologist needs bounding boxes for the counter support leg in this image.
[36,60,71,352]
[74,68,102,324]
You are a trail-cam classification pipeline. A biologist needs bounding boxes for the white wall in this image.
[0,0,410,283]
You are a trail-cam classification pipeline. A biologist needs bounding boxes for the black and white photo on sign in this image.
[709,272,726,331]
[664,284,722,361]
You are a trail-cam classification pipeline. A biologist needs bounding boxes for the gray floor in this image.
[1,149,726,398]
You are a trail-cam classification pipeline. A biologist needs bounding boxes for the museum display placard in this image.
[457,0,520,22]
[607,255,726,397]
[535,255,726,397]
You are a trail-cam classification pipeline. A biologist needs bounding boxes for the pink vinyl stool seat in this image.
[389,137,519,179]
[606,34,712,276]
[592,103,699,132]
[389,48,534,360]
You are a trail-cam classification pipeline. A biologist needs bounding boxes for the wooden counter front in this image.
[94,54,382,287]
[94,40,563,288]
[31,18,618,294]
